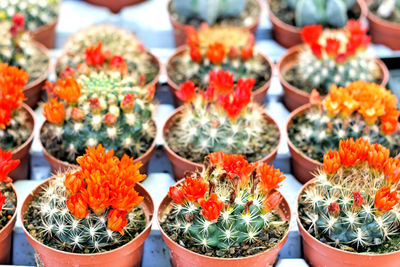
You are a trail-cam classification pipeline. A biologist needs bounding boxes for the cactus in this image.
[167,25,271,91]
[40,71,156,164]
[298,137,400,252]
[373,0,400,22]
[172,0,246,25]
[166,70,280,163]
[0,0,60,31]
[0,64,33,151]
[24,144,147,253]
[286,21,381,95]
[288,81,400,163]
[56,25,160,86]
[161,151,289,256]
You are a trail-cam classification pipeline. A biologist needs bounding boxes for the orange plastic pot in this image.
[31,19,58,49]
[0,183,17,264]
[277,44,390,112]
[166,46,274,107]
[168,0,262,47]
[20,178,154,267]
[39,121,157,175]
[157,181,291,267]
[267,0,367,48]
[9,103,35,181]
[298,178,400,266]
[83,0,147,13]
[163,106,281,180]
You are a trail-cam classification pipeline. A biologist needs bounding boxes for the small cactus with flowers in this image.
[165,70,280,164]
[288,81,400,163]
[24,144,147,252]
[167,24,271,91]
[298,137,400,253]
[161,151,289,257]
[0,149,18,230]
[0,64,33,151]
[40,71,156,164]
[56,24,159,86]
[285,21,382,95]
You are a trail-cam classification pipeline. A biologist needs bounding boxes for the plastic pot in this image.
[0,183,17,264]
[163,106,281,180]
[83,0,147,13]
[31,19,58,49]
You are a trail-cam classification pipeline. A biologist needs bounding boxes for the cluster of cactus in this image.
[56,25,159,86]
[0,64,33,151]
[40,71,156,164]
[167,25,271,91]
[166,70,280,163]
[288,81,400,162]
[292,21,380,95]
[171,0,247,25]
[299,137,400,252]
[24,145,146,252]
[0,149,18,229]
[0,0,60,31]
[375,0,400,22]
[162,151,288,255]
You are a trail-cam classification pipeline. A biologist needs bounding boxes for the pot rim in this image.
[297,178,400,257]
[23,40,51,92]
[31,18,58,37]
[366,2,400,30]
[19,176,154,257]
[12,103,36,156]
[0,183,18,237]
[156,179,291,261]
[162,105,282,170]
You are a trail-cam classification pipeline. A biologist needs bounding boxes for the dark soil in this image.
[369,0,400,24]
[0,183,16,230]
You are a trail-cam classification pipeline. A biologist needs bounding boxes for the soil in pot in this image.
[369,0,400,24]
[0,183,16,231]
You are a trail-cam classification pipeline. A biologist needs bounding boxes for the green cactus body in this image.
[0,108,32,151]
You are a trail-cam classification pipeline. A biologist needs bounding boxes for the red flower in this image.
[60,66,75,79]
[241,45,253,61]
[207,151,225,166]
[181,177,208,203]
[104,113,117,126]
[0,149,19,183]
[185,26,199,47]
[12,13,25,29]
[220,153,252,181]
[375,186,399,212]
[301,24,322,45]
[71,108,85,122]
[217,93,244,118]
[352,191,364,210]
[257,163,285,193]
[43,81,57,99]
[235,78,254,103]
[200,193,223,221]
[176,80,196,103]
[121,93,135,112]
[146,84,156,101]
[346,20,368,36]
[264,191,282,212]
[107,209,128,235]
[328,202,340,216]
[206,42,225,65]
[168,186,185,204]
[89,98,101,112]
[0,192,5,212]
[66,193,89,219]
[228,46,239,59]
[310,43,322,58]
[85,42,106,66]
[43,99,65,124]
[202,86,215,101]
[190,46,203,63]
[110,55,127,73]
[208,70,234,94]
[216,79,252,119]
[325,38,340,57]
[309,89,321,105]
[323,149,341,174]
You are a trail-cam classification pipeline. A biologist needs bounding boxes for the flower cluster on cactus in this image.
[167,24,271,91]
[161,151,289,257]
[40,71,156,164]
[24,144,147,252]
[166,70,280,163]
[299,137,400,252]
[288,81,400,162]
[0,148,18,229]
[56,25,159,86]
[0,0,60,31]
[287,21,381,95]
[0,64,33,151]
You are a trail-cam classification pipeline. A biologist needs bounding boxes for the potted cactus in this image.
[158,151,290,266]
[21,144,154,267]
[287,81,400,183]
[168,0,262,46]
[278,21,389,111]
[0,149,18,264]
[0,64,35,180]
[0,0,60,48]
[267,0,367,47]
[298,137,400,266]
[163,70,280,180]
[167,25,274,106]
[0,14,50,108]
[40,71,157,174]
[368,0,400,49]
[83,0,147,13]
[56,24,160,89]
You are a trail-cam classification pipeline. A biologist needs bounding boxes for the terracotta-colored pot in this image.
[168,0,262,47]
[39,121,157,175]
[267,0,367,48]
[20,178,154,267]
[8,103,35,181]
[23,41,50,109]
[157,181,291,267]
[297,178,400,266]
[163,106,281,180]
[31,19,58,49]
[0,183,17,264]
[277,44,390,112]
[166,46,274,107]
[83,0,147,13]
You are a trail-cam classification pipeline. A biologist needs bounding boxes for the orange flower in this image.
[176,80,196,103]
[355,138,370,161]
[384,158,400,185]
[110,55,127,73]
[375,186,399,212]
[264,191,282,212]
[185,26,199,47]
[107,209,127,235]
[85,42,106,66]
[146,85,156,101]
[200,193,223,221]
[221,153,252,181]
[323,149,341,173]
[0,193,5,212]
[368,143,389,170]
[104,113,117,126]
[359,102,386,124]
[309,89,321,106]
[338,138,360,166]
[206,42,225,65]
[81,181,111,215]
[190,46,203,64]
[111,185,143,212]
[181,177,208,203]
[325,38,340,57]
[66,193,89,219]
[0,102,12,130]
[207,151,225,166]
[43,99,65,124]
[381,119,398,135]
[118,155,146,184]
[0,149,19,183]
[208,70,234,94]
[64,171,85,195]
[0,64,28,110]
[241,45,253,61]
[70,108,85,122]
[327,202,340,216]
[352,192,364,210]
[169,186,185,204]
[120,93,135,112]
[56,77,81,102]
[257,163,285,193]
